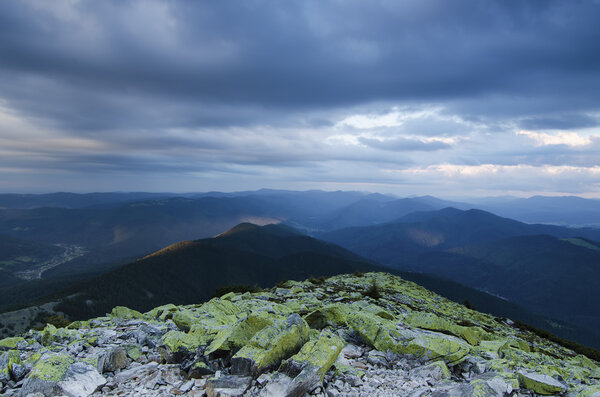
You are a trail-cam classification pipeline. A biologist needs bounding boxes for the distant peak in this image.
[216,223,261,237]
[215,222,302,239]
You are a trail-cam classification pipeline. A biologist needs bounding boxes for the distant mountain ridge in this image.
[319,207,600,265]
[2,221,600,351]
[474,195,600,227]
[318,207,600,342]
[2,190,600,351]
[52,223,383,320]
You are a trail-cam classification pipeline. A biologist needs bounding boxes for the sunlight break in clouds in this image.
[399,164,600,177]
[336,107,441,130]
[516,130,594,147]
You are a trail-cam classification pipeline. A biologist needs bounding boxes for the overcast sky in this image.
[1,0,599,197]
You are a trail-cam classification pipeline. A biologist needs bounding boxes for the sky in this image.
[1,0,600,197]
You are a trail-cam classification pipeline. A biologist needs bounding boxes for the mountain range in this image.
[1,190,600,352]
[318,207,600,337]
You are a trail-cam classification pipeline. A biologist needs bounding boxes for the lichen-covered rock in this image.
[304,303,347,329]
[479,338,529,358]
[158,330,201,363]
[275,330,344,397]
[109,306,143,320]
[231,314,309,376]
[403,330,471,364]
[0,272,598,397]
[145,303,179,321]
[172,309,195,332]
[410,360,451,381]
[20,353,106,397]
[518,370,567,395]
[38,324,80,347]
[205,313,276,357]
[567,384,600,397]
[0,351,13,383]
[0,336,25,351]
[188,360,214,378]
[122,343,143,361]
[470,378,502,397]
[347,310,470,364]
[405,311,489,346]
[344,310,398,352]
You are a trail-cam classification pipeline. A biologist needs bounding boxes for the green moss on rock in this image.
[160,331,201,355]
[28,353,75,382]
[405,311,489,346]
[518,371,567,395]
[401,331,471,364]
[282,330,344,381]
[110,306,143,320]
[232,314,309,376]
[205,313,276,356]
[145,303,179,321]
[304,303,348,329]
[172,310,195,332]
[123,344,144,361]
[0,337,25,350]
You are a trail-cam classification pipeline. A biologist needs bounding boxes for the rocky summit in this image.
[1,273,599,397]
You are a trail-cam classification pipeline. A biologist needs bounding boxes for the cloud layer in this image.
[0,0,599,196]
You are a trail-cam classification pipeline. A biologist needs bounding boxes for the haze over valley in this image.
[1,190,600,352]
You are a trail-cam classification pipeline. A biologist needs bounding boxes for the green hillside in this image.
[53,224,384,319]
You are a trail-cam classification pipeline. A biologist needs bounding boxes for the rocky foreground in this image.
[1,272,599,397]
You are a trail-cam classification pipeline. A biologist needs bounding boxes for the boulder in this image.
[0,351,12,384]
[518,370,567,395]
[172,310,195,332]
[112,362,158,384]
[39,324,80,347]
[231,314,309,376]
[133,323,165,348]
[109,306,143,320]
[122,343,144,361]
[188,360,214,378]
[20,353,106,397]
[344,311,398,353]
[405,312,488,346]
[304,304,347,329]
[366,350,389,368]
[346,311,470,364]
[98,347,130,373]
[205,374,252,397]
[205,313,275,357]
[410,360,451,381]
[480,338,529,358]
[276,330,345,397]
[566,385,600,397]
[0,337,25,351]
[398,330,471,364]
[158,331,202,364]
[145,303,179,321]
[10,362,27,382]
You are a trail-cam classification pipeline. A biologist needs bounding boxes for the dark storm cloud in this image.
[1,0,600,196]
[518,114,599,131]
[0,0,599,131]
